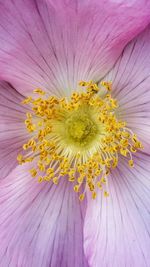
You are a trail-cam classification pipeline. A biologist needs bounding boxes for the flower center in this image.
[18,81,143,200]
[53,106,100,151]
[66,113,97,143]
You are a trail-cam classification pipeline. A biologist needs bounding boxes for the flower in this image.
[0,1,150,267]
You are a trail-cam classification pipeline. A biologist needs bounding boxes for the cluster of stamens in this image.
[18,81,143,200]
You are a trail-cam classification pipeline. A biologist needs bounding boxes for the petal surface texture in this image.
[84,153,150,267]
[0,0,150,95]
[104,26,150,153]
[0,163,88,267]
[0,81,28,178]
[84,27,150,267]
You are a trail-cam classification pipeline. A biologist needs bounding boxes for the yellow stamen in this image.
[128,159,134,167]
[79,193,85,201]
[18,80,143,200]
[104,191,109,197]
[33,88,45,95]
[30,168,37,177]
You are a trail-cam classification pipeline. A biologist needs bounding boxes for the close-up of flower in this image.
[0,0,150,267]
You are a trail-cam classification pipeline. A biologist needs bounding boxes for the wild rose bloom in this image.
[0,1,150,267]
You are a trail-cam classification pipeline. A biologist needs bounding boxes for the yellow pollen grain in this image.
[104,191,109,197]
[18,81,143,200]
[128,159,134,167]
[79,193,85,201]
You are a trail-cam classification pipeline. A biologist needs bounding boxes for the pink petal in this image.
[84,152,150,267]
[0,163,88,267]
[103,26,150,153]
[0,81,28,178]
[0,0,150,96]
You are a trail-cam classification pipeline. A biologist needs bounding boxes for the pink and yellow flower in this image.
[0,1,150,267]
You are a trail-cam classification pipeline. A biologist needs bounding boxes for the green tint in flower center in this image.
[61,110,98,146]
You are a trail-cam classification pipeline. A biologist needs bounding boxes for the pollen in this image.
[18,80,143,200]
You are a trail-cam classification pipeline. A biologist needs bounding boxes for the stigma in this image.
[18,81,143,200]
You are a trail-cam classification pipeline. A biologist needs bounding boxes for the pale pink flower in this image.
[0,1,150,267]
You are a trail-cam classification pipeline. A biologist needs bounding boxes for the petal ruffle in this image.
[103,26,150,153]
[0,163,89,267]
[0,0,150,95]
[84,152,150,267]
[0,81,28,178]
